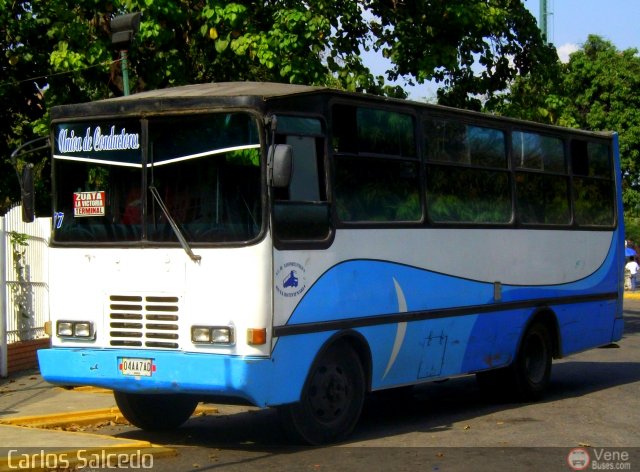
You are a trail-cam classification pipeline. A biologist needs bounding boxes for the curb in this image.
[0,407,127,429]
[63,385,113,394]
[0,405,219,429]
[624,292,640,300]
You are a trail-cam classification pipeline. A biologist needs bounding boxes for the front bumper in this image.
[38,347,273,406]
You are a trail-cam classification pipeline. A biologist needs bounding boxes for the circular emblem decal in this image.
[276,262,307,298]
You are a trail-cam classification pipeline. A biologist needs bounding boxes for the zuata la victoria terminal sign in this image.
[57,125,140,154]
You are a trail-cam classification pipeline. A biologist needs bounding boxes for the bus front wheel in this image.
[114,391,198,431]
[278,342,366,445]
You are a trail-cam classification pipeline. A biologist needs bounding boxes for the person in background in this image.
[626,256,639,291]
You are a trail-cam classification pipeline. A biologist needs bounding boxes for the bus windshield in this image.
[52,113,262,244]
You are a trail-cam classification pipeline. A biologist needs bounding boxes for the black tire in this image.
[476,321,552,402]
[114,391,198,431]
[278,342,366,445]
[513,321,552,400]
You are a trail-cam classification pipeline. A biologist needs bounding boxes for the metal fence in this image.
[1,204,51,377]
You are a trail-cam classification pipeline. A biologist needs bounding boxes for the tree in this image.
[1,0,389,214]
[367,0,559,110]
[1,0,557,214]
[562,37,640,215]
[1,0,55,213]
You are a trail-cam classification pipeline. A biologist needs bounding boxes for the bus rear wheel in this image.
[513,321,553,400]
[477,321,552,401]
[278,342,365,445]
[114,391,198,431]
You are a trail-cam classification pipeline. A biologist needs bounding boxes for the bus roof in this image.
[110,81,327,100]
[50,82,330,119]
[50,81,614,139]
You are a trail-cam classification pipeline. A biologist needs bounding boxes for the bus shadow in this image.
[622,309,640,334]
[106,359,640,451]
[352,359,640,442]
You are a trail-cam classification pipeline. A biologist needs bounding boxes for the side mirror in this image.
[21,164,35,223]
[269,144,293,188]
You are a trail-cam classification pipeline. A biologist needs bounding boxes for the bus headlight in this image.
[57,320,95,339]
[191,326,234,345]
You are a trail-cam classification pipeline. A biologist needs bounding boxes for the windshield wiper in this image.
[148,185,201,263]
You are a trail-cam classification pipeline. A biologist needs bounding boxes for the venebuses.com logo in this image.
[567,448,590,470]
[567,447,632,471]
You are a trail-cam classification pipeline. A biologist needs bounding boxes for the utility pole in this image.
[539,0,548,44]
[539,0,554,45]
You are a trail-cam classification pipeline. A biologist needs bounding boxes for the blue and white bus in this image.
[35,82,624,444]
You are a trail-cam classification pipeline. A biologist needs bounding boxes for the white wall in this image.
[0,205,50,377]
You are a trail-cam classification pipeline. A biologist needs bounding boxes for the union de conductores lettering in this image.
[58,126,140,153]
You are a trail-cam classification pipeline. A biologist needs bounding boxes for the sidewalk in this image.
[0,369,176,471]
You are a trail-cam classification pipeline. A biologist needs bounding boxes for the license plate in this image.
[119,357,154,377]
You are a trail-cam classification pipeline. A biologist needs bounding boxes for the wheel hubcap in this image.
[308,363,351,423]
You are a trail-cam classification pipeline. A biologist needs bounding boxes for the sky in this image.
[365,0,640,100]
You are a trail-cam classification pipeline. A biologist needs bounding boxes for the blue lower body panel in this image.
[38,348,274,406]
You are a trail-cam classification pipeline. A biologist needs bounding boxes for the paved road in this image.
[75,299,640,471]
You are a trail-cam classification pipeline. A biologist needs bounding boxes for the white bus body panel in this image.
[49,238,273,357]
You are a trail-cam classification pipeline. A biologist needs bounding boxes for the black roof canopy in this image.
[49,81,612,140]
[50,82,331,120]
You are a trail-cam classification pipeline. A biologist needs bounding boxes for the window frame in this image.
[423,114,514,227]
[330,100,424,228]
[511,128,572,228]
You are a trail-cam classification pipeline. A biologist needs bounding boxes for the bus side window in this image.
[286,135,322,202]
[571,139,614,227]
[272,116,330,244]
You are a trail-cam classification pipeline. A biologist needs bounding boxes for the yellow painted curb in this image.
[623,291,640,300]
[62,385,113,394]
[0,405,218,429]
[0,407,127,429]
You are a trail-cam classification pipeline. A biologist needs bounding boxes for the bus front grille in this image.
[108,295,180,349]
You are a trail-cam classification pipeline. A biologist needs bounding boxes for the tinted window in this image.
[513,131,570,226]
[574,177,615,226]
[515,173,570,225]
[333,105,420,223]
[335,157,421,222]
[513,132,565,173]
[333,105,416,157]
[571,139,614,226]
[571,140,611,178]
[425,119,506,168]
[424,118,511,224]
[426,166,512,223]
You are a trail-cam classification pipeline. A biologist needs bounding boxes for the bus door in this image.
[270,115,331,331]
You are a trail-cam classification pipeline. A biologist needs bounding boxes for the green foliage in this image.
[368,0,558,110]
[625,217,640,245]
[226,148,259,167]
[1,0,556,215]
[8,231,33,339]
